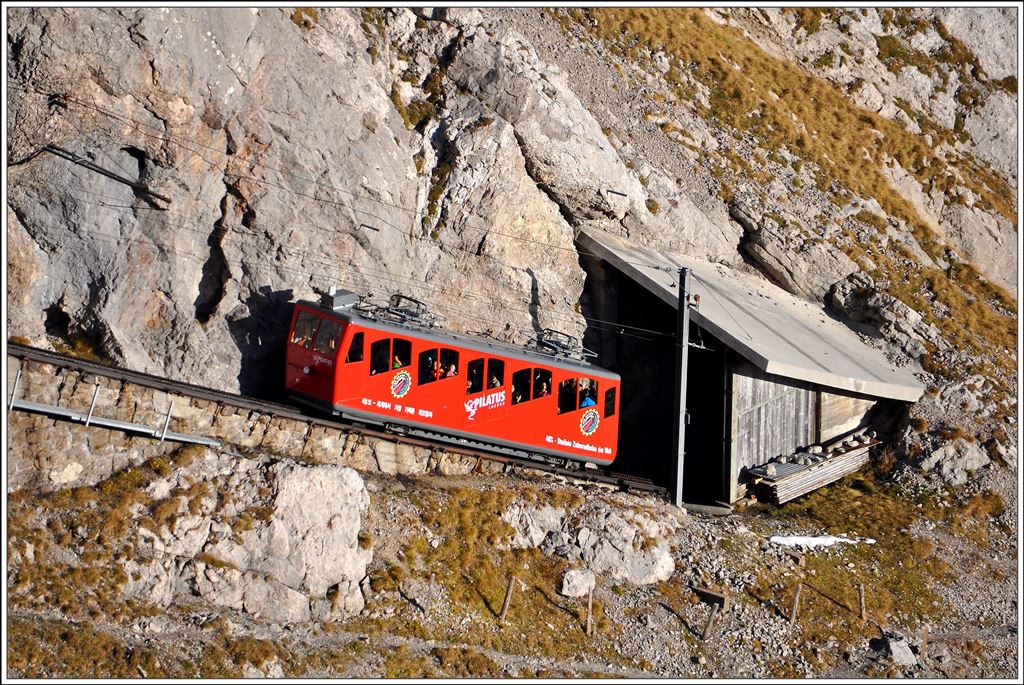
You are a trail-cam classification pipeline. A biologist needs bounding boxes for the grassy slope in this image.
[563,8,1015,385]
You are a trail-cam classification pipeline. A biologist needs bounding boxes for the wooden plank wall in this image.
[732,365,816,475]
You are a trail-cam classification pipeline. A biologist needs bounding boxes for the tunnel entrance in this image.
[580,255,728,503]
[576,227,923,508]
[680,328,728,504]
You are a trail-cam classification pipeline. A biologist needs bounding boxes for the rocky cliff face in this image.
[6,7,1018,471]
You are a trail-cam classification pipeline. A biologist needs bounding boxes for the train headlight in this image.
[302,366,310,375]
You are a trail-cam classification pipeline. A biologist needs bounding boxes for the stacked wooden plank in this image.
[748,437,879,505]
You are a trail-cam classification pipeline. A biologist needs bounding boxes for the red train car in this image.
[284,290,620,466]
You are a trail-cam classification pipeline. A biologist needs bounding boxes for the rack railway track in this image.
[7,343,669,498]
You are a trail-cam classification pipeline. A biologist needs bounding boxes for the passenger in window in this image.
[488,373,501,389]
[392,355,403,369]
[445,364,458,378]
[580,391,596,408]
[537,382,550,397]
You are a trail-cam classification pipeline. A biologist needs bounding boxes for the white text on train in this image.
[464,389,506,421]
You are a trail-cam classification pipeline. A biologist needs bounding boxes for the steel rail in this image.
[6,343,668,497]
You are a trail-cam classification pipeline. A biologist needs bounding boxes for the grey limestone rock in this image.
[505,499,675,585]
[885,635,918,667]
[119,452,372,622]
[559,568,597,598]
[919,439,991,486]
[242,575,312,624]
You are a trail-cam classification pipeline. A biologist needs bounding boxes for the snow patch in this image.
[769,535,875,549]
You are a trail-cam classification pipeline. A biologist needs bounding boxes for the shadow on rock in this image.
[227,285,294,400]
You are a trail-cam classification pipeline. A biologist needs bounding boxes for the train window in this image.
[487,359,505,389]
[578,378,599,409]
[370,338,390,375]
[466,358,484,394]
[557,378,577,414]
[313,319,343,355]
[533,368,552,400]
[604,387,617,418]
[418,348,440,385]
[290,311,319,349]
[392,338,412,369]
[439,349,459,379]
[345,332,364,363]
[511,369,531,405]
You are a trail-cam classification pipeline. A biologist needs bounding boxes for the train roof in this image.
[294,299,621,380]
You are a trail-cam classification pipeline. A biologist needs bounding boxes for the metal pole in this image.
[159,402,173,443]
[85,384,100,427]
[672,267,692,508]
[9,366,22,409]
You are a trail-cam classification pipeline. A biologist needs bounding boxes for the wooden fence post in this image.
[790,583,803,624]
[427,572,436,618]
[859,583,867,622]
[702,602,721,641]
[499,574,516,623]
[919,625,929,663]
[585,586,594,636]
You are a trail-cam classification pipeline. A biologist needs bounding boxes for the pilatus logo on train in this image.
[390,371,412,399]
[464,389,507,421]
[579,409,600,436]
[312,353,334,367]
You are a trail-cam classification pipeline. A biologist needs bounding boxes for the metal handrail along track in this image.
[6,343,668,497]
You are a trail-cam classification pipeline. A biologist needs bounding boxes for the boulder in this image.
[193,564,246,611]
[731,200,858,301]
[828,272,949,357]
[503,503,566,548]
[919,439,990,486]
[886,635,918,667]
[202,462,371,604]
[559,568,596,598]
[505,500,676,585]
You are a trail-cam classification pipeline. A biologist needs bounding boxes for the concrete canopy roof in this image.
[577,228,925,403]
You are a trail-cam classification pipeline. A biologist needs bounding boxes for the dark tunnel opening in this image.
[580,255,730,504]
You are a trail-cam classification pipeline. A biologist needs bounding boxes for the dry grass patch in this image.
[431,646,504,677]
[944,490,1007,546]
[752,469,953,670]
[7,455,182,626]
[568,7,1017,382]
[49,332,112,364]
[381,645,438,678]
[579,8,1014,223]
[7,617,170,678]
[356,486,619,663]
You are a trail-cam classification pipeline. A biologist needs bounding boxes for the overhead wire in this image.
[64,179,678,341]
[63,105,142,180]
[690,274,754,341]
[8,80,677,274]
[57,175,676,339]
[11,81,685,342]
[46,187,677,341]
